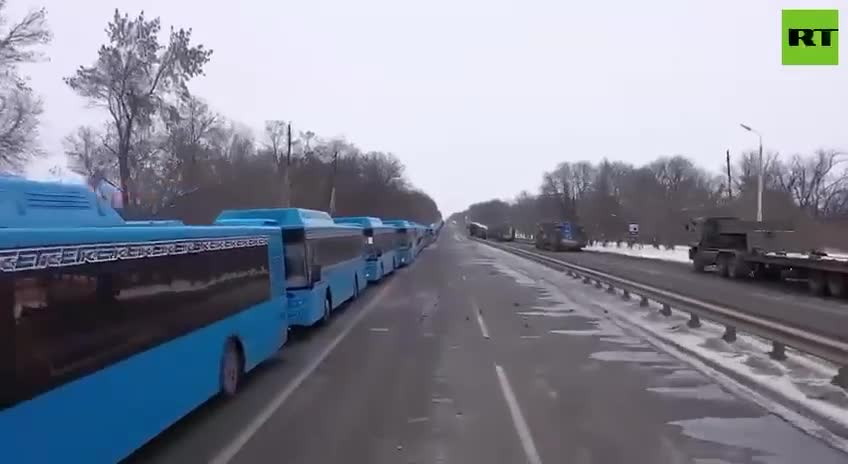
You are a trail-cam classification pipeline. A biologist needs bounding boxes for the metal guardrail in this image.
[471,237,848,387]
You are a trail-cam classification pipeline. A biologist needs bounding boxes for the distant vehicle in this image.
[383,219,417,267]
[334,216,398,282]
[489,223,516,242]
[0,178,288,463]
[467,222,488,239]
[687,216,848,297]
[535,221,587,251]
[216,208,367,327]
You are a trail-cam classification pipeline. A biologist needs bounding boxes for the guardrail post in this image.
[833,367,848,389]
[621,289,630,300]
[606,283,615,294]
[583,276,591,285]
[595,280,603,289]
[687,313,701,328]
[639,296,649,307]
[722,325,737,343]
[770,342,787,361]
[660,303,672,317]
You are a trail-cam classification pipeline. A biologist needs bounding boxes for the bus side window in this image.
[0,276,14,406]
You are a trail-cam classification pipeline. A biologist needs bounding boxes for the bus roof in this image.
[215,208,360,231]
[0,176,125,229]
[383,219,414,228]
[333,216,385,228]
[124,220,185,226]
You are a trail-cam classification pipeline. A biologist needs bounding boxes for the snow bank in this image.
[586,241,691,264]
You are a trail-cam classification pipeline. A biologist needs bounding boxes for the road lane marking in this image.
[495,365,543,464]
[209,282,396,464]
[369,327,389,332]
[471,300,490,339]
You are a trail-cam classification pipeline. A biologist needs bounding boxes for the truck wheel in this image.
[692,253,707,273]
[827,272,846,298]
[809,271,829,296]
[716,254,730,277]
[727,255,750,279]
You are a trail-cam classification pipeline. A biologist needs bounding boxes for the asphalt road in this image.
[127,228,848,464]
[507,241,848,343]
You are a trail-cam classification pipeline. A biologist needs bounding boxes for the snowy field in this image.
[473,239,848,454]
[585,241,692,264]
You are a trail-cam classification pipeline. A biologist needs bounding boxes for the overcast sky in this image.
[12,0,848,217]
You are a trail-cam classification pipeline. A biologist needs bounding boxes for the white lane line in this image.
[471,300,490,339]
[209,282,396,464]
[369,327,390,332]
[494,365,543,464]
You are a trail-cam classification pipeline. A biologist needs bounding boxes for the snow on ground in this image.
[585,241,692,264]
[473,240,848,453]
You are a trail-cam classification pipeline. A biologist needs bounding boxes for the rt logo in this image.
[782,9,839,65]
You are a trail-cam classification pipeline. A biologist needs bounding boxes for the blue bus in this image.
[0,178,288,463]
[334,216,398,283]
[411,222,428,256]
[215,208,367,327]
[382,219,416,267]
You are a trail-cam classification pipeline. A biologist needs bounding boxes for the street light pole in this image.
[740,123,764,222]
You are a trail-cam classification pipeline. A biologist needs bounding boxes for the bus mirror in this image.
[311,264,323,282]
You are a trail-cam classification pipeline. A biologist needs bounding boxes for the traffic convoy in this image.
[467,220,587,251]
[468,215,848,300]
[0,177,443,463]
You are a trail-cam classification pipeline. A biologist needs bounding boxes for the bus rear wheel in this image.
[220,339,243,398]
[321,294,332,324]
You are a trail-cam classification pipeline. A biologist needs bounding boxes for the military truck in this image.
[687,216,848,297]
[535,221,587,251]
[489,223,516,242]
[467,222,488,239]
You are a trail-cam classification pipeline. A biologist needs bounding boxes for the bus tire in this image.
[319,292,332,325]
[220,339,243,398]
[380,262,385,279]
[354,276,360,299]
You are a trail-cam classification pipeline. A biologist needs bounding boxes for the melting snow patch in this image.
[590,350,676,364]
[550,329,605,336]
[671,415,848,464]
[517,310,578,318]
[647,384,737,402]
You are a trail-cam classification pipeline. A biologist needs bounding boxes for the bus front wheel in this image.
[220,339,243,398]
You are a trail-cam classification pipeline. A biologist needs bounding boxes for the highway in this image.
[127,228,848,464]
[508,241,848,343]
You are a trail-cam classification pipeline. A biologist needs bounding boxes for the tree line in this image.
[454,150,848,248]
[0,5,441,225]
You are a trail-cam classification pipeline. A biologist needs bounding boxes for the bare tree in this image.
[0,1,51,171]
[64,125,115,179]
[779,149,848,217]
[65,9,212,208]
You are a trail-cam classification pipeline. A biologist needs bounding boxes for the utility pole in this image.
[725,149,733,201]
[740,123,764,221]
[283,122,292,207]
[328,150,339,215]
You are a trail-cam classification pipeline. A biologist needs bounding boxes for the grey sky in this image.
[13,0,848,217]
